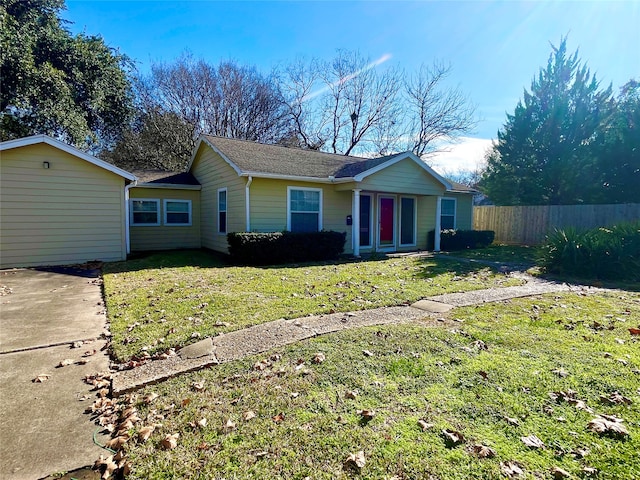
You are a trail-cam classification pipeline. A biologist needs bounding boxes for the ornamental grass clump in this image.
[540,221,640,281]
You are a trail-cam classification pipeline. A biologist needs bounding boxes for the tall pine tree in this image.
[480,37,614,205]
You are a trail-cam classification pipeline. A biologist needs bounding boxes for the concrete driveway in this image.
[0,267,111,480]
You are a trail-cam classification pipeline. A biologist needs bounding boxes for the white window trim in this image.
[359,193,374,249]
[218,187,227,234]
[399,195,418,247]
[130,198,160,226]
[377,194,397,252]
[163,199,192,226]
[286,186,323,232]
[440,197,457,230]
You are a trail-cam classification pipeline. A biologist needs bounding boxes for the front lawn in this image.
[115,291,640,479]
[441,244,542,265]
[103,251,522,362]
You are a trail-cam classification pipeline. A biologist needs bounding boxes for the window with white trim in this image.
[400,196,416,245]
[131,199,160,226]
[440,198,456,230]
[218,188,227,234]
[288,187,322,233]
[164,200,192,226]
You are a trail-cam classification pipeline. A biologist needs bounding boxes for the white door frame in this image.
[377,194,397,252]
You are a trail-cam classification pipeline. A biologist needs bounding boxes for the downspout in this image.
[124,179,138,255]
[245,176,253,231]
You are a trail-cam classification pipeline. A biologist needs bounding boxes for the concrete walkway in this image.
[0,268,110,480]
[112,273,594,396]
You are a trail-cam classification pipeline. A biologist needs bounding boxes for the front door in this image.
[378,196,395,251]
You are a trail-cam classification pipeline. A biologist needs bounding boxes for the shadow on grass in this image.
[535,270,640,292]
[103,248,394,274]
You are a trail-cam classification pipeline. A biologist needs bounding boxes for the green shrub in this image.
[427,229,495,250]
[227,231,347,265]
[540,222,640,281]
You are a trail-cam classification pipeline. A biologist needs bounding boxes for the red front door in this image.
[379,197,395,247]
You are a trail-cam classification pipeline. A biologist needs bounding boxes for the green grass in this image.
[118,291,640,479]
[441,244,542,265]
[103,250,522,362]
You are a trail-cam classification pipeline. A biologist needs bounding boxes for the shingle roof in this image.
[202,135,396,179]
[132,170,200,185]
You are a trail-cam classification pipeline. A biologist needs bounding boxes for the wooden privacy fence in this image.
[473,203,640,245]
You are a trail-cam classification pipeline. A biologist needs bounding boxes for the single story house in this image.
[1,134,474,268]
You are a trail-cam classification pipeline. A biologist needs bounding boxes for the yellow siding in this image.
[249,178,352,251]
[453,193,474,230]
[129,188,201,251]
[347,159,446,195]
[190,144,246,253]
[0,143,126,268]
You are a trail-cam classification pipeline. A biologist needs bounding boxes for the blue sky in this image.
[64,1,639,171]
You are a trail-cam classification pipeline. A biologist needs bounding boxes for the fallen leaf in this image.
[418,419,434,431]
[181,398,192,407]
[472,444,495,458]
[143,392,159,404]
[33,374,51,383]
[138,425,154,442]
[243,410,256,421]
[358,409,375,421]
[628,328,640,335]
[345,390,358,400]
[501,461,525,478]
[255,450,269,458]
[83,349,97,357]
[520,435,545,449]
[363,350,374,357]
[272,412,285,423]
[581,466,598,476]
[600,391,632,405]
[71,341,84,348]
[57,359,74,368]
[197,418,207,429]
[478,370,489,380]
[552,368,569,378]
[224,418,236,431]
[570,447,590,459]
[587,415,628,437]
[503,416,520,426]
[161,433,179,449]
[105,435,129,450]
[344,450,366,470]
[313,352,326,364]
[192,381,205,391]
[442,429,464,447]
[551,466,571,479]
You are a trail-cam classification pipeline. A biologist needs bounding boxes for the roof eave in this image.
[240,171,354,184]
[134,183,202,190]
[188,135,243,175]
[0,134,137,181]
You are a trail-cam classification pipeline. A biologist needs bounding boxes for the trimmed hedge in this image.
[227,231,347,265]
[427,229,495,251]
[540,222,640,281]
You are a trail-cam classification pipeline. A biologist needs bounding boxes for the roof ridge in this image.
[202,134,392,163]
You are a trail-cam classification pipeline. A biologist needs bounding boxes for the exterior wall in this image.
[345,159,446,195]
[190,144,246,253]
[249,178,353,252]
[449,193,473,230]
[129,187,201,251]
[0,143,126,268]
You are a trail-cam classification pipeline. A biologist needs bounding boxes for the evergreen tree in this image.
[480,37,614,205]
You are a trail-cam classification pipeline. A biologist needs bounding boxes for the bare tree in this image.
[105,52,293,170]
[405,62,477,157]
[278,52,476,158]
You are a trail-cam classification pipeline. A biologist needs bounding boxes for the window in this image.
[400,197,416,245]
[164,200,192,226]
[218,188,227,234]
[130,199,160,226]
[440,198,456,230]
[359,194,372,247]
[288,187,322,232]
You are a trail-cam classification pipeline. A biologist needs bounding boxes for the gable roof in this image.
[191,135,452,190]
[0,134,136,181]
